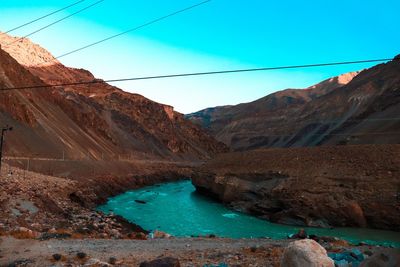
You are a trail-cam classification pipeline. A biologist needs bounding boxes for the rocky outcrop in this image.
[281,239,334,267]
[192,145,400,230]
[187,57,400,151]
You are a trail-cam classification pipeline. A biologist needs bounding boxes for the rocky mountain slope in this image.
[0,33,226,161]
[187,58,400,150]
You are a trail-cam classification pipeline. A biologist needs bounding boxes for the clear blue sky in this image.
[1,0,399,113]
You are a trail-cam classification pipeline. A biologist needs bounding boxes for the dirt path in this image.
[1,237,288,266]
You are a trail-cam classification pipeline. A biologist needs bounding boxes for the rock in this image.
[139,257,180,267]
[18,226,30,232]
[77,252,87,259]
[84,258,111,266]
[288,229,307,239]
[281,239,334,267]
[14,227,38,239]
[52,253,62,261]
[30,223,41,230]
[364,250,373,257]
[329,249,365,267]
[360,251,400,267]
[250,246,258,252]
[110,228,121,238]
[350,248,365,261]
[152,230,171,239]
[295,229,307,239]
[99,233,109,238]
[109,257,117,265]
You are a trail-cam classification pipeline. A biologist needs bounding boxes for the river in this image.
[98,180,400,247]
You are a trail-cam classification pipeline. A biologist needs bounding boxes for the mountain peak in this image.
[308,71,360,91]
[336,71,360,85]
[0,32,60,67]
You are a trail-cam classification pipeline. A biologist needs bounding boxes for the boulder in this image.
[360,251,400,267]
[281,239,334,267]
[152,230,171,239]
[139,257,180,267]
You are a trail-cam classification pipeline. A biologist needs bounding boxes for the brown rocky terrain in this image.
[187,57,400,151]
[0,32,226,162]
[192,145,400,231]
[1,32,399,266]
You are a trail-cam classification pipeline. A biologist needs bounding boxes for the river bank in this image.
[0,162,190,239]
[98,180,400,247]
[192,145,400,231]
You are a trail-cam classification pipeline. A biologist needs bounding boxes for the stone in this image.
[152,230,171,239]
[281,239,334,267]
[77,252,87,259]
[109,257,117,265]
[296,229,307,239]
[360,251,400,267]
[289,229,307,239]
[52,253,62,261]
[110,228,121,238]
[18,226,30,232]
[139,257,180,267]
[328,248,365,266]
[84,258,111,266]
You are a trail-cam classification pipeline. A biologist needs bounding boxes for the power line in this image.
[1,0,86,35]
[0,57,395,91]
[6,0,104,46]
[35,0,212,65]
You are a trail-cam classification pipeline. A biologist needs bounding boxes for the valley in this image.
[0,30,399,266]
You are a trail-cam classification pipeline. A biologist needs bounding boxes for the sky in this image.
[0,0,399,113]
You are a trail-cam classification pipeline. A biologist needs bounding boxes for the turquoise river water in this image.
[98,180,400,247]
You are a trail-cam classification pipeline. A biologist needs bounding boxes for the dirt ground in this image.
[0,237,288,266]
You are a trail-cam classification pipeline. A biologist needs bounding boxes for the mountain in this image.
[187,58,400,150]
[0,33,226,161]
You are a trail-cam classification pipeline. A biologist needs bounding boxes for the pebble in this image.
[77,252,87,259]
[109,256,117,265]
[52,253,62,261]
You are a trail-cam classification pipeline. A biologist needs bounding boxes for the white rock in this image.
[84,258,111,266]
[281,239,334,267]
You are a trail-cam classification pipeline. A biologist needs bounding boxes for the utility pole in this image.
[0,125,13,175]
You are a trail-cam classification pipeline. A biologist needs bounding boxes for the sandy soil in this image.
[1,237,289,266]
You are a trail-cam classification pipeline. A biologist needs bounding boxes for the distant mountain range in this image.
[187,56,400,150]
[0,33,226,160]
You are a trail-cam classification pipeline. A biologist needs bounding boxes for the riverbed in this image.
[98,180,400,247]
